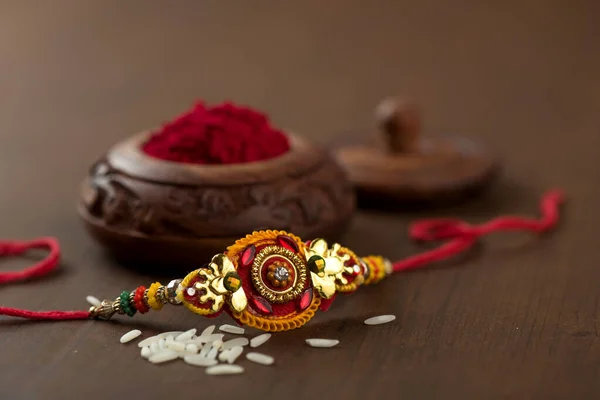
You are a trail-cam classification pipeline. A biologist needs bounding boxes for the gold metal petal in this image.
[212,253,236,274]
[310,271,336,299]
[229,289,248,313]
[308,238,329,257]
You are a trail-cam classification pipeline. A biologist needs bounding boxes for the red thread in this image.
[0,237,89,321]
[392,189,565,272]
[142,101,290,164]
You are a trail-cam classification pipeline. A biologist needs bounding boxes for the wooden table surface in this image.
[1,2,598,399]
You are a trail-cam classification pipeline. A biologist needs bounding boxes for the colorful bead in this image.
[362,256,388,285]
[119,291,136,317]
[133,286,149,314]
[147,282,163,310]
[166,279,182,305]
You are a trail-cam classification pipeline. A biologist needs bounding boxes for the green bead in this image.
[119,291,136,317]
[307,255,326,275]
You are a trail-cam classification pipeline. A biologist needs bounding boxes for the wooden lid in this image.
[334,97,499,205]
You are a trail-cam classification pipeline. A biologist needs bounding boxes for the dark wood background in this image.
[1,1,598,399]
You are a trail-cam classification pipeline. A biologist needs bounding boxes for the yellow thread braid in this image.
[233,296,321,332]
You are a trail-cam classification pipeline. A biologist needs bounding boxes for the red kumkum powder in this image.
[142,101,291,164]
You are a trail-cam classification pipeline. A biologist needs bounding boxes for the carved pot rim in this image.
[105,131,323,186]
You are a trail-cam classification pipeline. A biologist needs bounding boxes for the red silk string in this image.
[0,238,89,320]
[0,190,565,321]
[392,189,565,272]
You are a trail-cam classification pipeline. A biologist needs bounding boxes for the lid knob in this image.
[375,97,421,154]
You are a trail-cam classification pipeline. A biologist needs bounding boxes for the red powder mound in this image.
[142,101,290,164]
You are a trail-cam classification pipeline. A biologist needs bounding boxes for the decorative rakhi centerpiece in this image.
[90,228,391,332]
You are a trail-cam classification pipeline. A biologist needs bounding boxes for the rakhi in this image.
[0,190,565,332]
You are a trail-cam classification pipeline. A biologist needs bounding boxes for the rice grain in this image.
[219,324,245,335]
[140,346,151,358]
[246,352,274,366]
[120,329,142,344]
[218,349,230,362]
[193,333,224,344]
[200,325,215,337]
[185,344,199,354]
[226,346,244,364]
[222,337,249,350]
[207,345,219,360]
[199,343,212,358]
[166,340,186,353]
[306,338,339,348]
[205,364,244,375]
[149,350,178,364]
[364,315,396,325]
[184,355,218,367]
[176,328,197,342]
[250,333,271,348]
[150,342,159,353]
[86,295,101,307]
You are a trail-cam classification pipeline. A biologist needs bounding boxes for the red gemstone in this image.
[240,245,256,267]
[277,235,298,252]
[250,295,273,315]
[297,288,313,311]
[319,295,336,311]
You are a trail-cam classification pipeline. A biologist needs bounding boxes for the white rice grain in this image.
[250,333,271,348]
[193,333,224,344]
[207,345,219,360]
[205,364,244,375]
[246,352,274,366]
[306,338,339,348]
[218,349,230,362]
[184,355,218,367]
[148,350,178,364]
[222,337,249,350]
[86,295,101,307]
[176,328,197,342]
[200,325,215,337]
[140,346,152,358]
[137,336,157,348]
[219,324,245,335]
[119,329,142,344]
[364,315,396,325]
[156,331,184,339]
[166,340,186,353]
[199,343,212,358]
[158,338,166,349]
[138,331,184,348]
[226,346,244,364]
[185,343,199,354]
[150,342,159,353]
